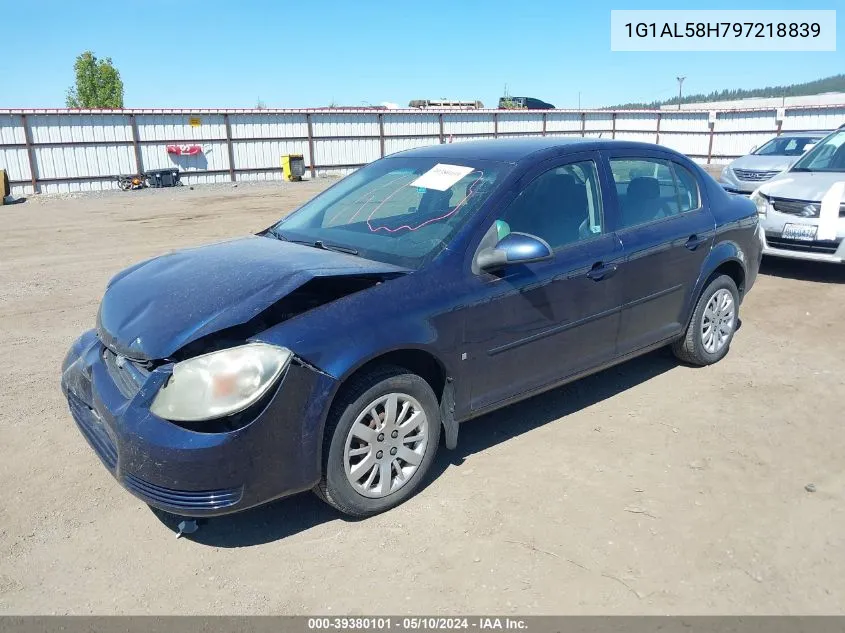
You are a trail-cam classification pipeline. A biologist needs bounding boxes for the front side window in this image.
[272,157,511,268]
[791,130,845,173]
[497,160,603,251]
[610,157,700,229]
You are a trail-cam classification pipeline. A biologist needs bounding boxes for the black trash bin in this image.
[145,168,182,188]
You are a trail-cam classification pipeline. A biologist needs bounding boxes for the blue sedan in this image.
[61,138,762,518]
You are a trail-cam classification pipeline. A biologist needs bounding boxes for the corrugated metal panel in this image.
[229,113,308,139]
[659,131,710,157]
[0,114,25,144]
[136,114,226,141]
[34,145,135,179]
[497,113,543,133]
[315,167,358,178]
[384,137,439,155]
[40,179,121,195]
[442,114,495,135]
[716,111,776,132]
[781,107,845,132]
[382,114,439,136]
[0,148,31,182]
[313,139,379,166]
[141,142,230,172]
[232,140,310,170]
[615,113,656,132]
[546,113,582,132]
[712,132,774,158]
[179,172,230,186]
[311,114,379,137]
[28,113,132,144]
[661,112,710,132]
[615,131,655,144]
[235,169,286,183]
[584,113,614,131]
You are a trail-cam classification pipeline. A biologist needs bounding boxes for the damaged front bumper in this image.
[60,330,338,517]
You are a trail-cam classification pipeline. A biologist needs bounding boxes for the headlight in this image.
[750,191,770,217]
[150,343,291,422]
[720,166,730,179]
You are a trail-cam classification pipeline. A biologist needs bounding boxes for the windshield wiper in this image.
[289,238,359,255]
[263,229,359,255]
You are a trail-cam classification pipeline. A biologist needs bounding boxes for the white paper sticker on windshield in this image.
[818,181,845,241]
[411,164,475,191]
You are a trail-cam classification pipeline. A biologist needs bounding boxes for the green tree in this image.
[66,51,124,108]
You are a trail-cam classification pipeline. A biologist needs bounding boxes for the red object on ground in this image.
[166,144,202,156]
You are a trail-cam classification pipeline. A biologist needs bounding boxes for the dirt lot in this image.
[1,181,844,615]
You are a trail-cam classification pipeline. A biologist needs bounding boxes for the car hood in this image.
[97,235,408,361]
[729,154,795,173]
[757,171,845,201]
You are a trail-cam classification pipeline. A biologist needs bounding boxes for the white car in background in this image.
[720,131,829,194]
[751,125,845,264]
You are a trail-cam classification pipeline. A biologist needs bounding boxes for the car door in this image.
[603,151,716,356]
[459,153,625,412]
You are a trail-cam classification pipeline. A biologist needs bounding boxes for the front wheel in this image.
[672,275,739,366]
[315,366,441,517]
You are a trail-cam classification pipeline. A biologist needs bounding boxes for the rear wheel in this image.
[315,366,441,517]
[672,275,739,366]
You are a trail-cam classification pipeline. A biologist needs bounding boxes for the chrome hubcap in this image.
[701,288,735,354]
[343,393,428,498]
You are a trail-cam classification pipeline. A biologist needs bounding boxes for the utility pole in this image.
[676,76,686,110]
[578,92,581,110]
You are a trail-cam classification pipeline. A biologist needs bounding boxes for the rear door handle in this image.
[586,262,618,282]
[684,234,707,251]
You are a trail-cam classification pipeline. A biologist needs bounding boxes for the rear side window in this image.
[609,157,700,230]
[672,162,701,212]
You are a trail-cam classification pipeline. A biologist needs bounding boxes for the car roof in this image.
[389,137,684,163]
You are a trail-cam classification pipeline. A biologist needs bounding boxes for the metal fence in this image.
[2,105,844,196]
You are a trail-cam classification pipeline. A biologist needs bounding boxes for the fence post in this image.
[223,113,236,182]
[655,112,662,145]
[611,112,617,139]
[129,114,144,177]
[438,113,445,144]
[378,113,385,158]
[580,112,586,137]
[542,112,547,137]
[494,112,499,138]
[306,113,317,178]
[21,114,38,194]
[707,120,715,164]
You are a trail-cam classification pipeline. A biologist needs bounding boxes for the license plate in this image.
[782,223,817,241]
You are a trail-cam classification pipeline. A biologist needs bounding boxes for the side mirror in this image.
[476,232,553,272]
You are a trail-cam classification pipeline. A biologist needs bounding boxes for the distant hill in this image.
[608,74,845,110]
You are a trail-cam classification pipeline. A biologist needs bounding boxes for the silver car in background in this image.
[720,131,829,194]
[751,125,845,264]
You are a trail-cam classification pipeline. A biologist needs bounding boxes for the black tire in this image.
[672,274,739,366]
[315,365,441,517]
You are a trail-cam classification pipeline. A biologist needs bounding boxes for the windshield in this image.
[269,156,511,268]
[791,130,845,172]
[753,135,824,157]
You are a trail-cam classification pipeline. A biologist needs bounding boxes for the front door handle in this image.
[684,234,707,251]
[586,262,618,282]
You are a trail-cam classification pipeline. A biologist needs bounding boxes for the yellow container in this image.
[0,169,8,205]
[281,154,305,182]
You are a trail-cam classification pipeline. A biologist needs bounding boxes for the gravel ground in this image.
[0,180,843,615]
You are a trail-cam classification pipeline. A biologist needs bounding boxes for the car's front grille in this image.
[770,197,845,218]
[68,392,118,471]
[766,234,842,254]
[102,347,149,398]
[122,472,243,512]
[733,169,780,182]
